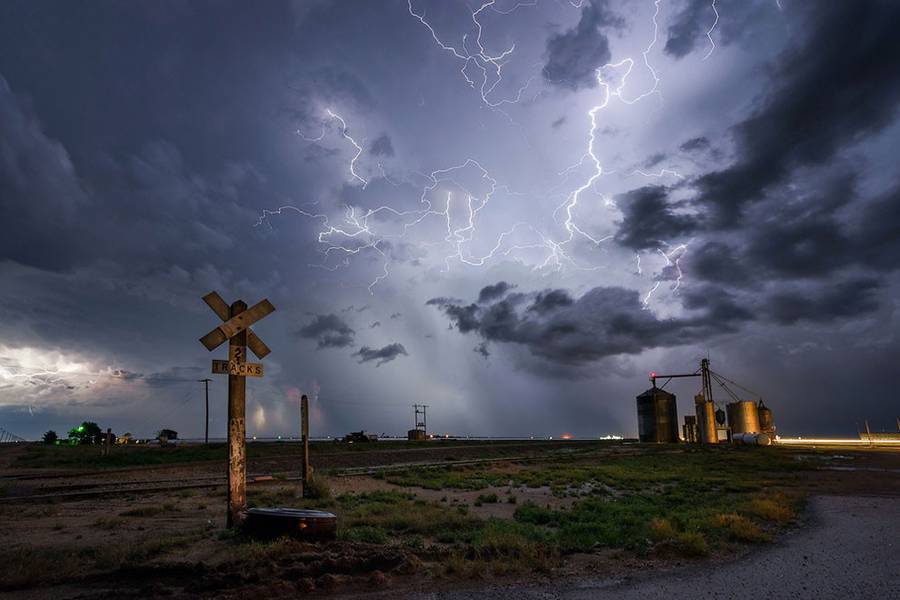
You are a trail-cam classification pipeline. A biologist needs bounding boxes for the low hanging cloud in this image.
[428,284,750,368]
[431,278,884,371]
[478,281,516,303]
[297,314,356,348]
[613,186,697,251]
[353,343,408,366]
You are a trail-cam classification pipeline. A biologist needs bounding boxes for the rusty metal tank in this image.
[758,400,775,438]
[727,400,761,434]
[732,432,772,446]
[683,415,698,443]
[636,388,679,443]
[694,394,717,444]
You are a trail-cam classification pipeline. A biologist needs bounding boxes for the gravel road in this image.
[407,496,900,600]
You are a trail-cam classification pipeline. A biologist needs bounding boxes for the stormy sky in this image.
[2,0,899,440]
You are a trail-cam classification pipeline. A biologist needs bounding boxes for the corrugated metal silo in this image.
[694,394,717,444]
[758,400,775,439]
[727,400,761,434]
[683,415,698,443]
[636,388,679,443]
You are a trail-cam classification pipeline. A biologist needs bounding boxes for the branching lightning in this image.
[406,0,537,109]
[261,1,702,299]
[702,0,719,61]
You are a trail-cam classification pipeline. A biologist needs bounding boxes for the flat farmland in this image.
[1,440,898,598]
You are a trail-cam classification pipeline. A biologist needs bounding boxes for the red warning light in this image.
[649,371,657,378]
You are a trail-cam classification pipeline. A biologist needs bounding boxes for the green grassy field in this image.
[243,445,806,576]
[7,439,573,470]
[0,442,813,590]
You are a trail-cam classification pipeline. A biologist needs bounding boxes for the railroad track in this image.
[0,450,597,504]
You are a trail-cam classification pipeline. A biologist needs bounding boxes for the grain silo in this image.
[726,400,761,434]
[758,400,775,439]
[694,394,717,444]
[636,388,679,443]
[683,415,698,443]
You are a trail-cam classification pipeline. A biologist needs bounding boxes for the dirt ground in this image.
[1,441,898,598]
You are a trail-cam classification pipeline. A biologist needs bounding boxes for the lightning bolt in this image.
[702,0,719,61]
[548,0,664,271]
[261,1,705,296]
[642,243,689,308]
[325,108,368,189]
[406,0,537,110]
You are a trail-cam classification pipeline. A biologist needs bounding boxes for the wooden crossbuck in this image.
[199,291,275,527]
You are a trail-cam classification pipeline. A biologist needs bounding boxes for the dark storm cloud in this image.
[0,75,90,270]
[369,133,394,157]
[695,1,900,227]
[665,0,765,60]
[297,314,356,349]
[679,285,754,324]
[426,298,480,333]
[679,136,709,153]
[855,183,900,271]
[686,175,900,286]
[542,0,621,90]
[686,241,751,286]
[643,153,667,169]
[474,342,490,359]
[663,0,711,59]
[477,281,516,303]
[429,285,749,368]
[613,186,697,251]
[528,289,574,314]
[763,279,880,325]
[353,343,408,366]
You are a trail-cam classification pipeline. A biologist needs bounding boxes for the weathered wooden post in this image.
[227,300,248,526]
[103,427,112,456]
[301,394,310,495]
[199,291,274,528]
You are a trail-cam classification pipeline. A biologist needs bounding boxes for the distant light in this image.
[649,371,656,378]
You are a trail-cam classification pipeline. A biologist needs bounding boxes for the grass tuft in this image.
[711,513,770,543]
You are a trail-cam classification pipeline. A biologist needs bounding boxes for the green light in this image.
[77,425,84,432]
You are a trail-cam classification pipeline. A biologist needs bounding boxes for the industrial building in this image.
[636,358,776,445]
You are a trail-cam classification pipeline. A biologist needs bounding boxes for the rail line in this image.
[0,449,604,504]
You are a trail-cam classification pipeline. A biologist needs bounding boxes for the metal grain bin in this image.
[695,394,717,444]
[758,400,775,438]
[683,415,698,443]
[636,388,679,443]
[727,400,761,434]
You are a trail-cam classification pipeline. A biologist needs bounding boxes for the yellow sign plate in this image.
[212,360,264,377]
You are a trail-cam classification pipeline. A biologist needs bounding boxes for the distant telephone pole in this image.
[413,404,428,436]
[198,378,212,445]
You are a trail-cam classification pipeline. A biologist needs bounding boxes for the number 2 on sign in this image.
[230,346,245,364]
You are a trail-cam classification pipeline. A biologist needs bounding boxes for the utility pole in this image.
[413,404,428,436]
[198,378,212,446]
[301,394,311,495]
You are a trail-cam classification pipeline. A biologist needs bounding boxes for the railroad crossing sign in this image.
[211,359,263,377]
[199,290,275,527]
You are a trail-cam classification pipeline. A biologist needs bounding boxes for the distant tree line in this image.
[41,423,178,445]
